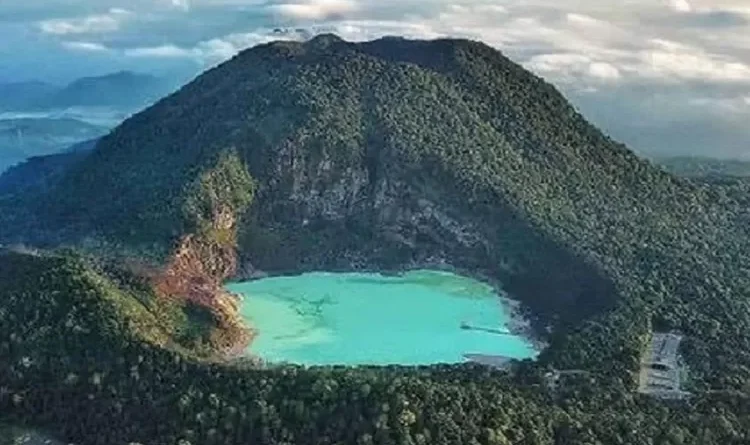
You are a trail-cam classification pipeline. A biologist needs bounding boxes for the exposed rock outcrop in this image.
[239,141,618,332]
[153,205,253,356]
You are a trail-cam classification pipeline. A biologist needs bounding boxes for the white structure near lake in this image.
[638,332,692,400]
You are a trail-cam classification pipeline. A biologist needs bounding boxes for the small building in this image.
[638,332,691,399]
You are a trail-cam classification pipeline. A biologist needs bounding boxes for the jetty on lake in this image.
[460,321,513,336]
[460,321,523,370]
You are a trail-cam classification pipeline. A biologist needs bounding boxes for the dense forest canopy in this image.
[2,35,750,444]
[3,251,750,445]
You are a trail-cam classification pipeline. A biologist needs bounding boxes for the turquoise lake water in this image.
[226,270,537,366]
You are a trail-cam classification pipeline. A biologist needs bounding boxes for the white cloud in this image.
[123,32,279,63]
[61,41,110,52]
[124,44,191,58]
[129,3,747,88]
[639,40,750,82]
[688,96,750,113]
[526,53,621,83]
[270,0,358,21]
[669,0,693,13]
[566,13,605,27]
[195,38,240,61]
[171,0,191,11]
[38,8,132,35]
[589,62,621,80]
[528,53,590,72]
[7,0,750,157]
[310,20,441,42]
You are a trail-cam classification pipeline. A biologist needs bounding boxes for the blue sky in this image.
[1,0,749,158]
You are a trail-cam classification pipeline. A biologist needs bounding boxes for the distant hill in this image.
[658,156,750,179]
[41,71,175,110]
[0,71,176,172]
[0,138,97,195]
[658,156,750,224]
[0,71,177,112]
[0,80,57,111]
[0,118,107,173]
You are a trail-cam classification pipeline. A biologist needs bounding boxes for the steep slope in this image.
[0,249,231,356]
[0,150,87,195]
[0,118,107,173]
[0,138,98,195]
[0,250,174,356]
[64,138,98,153]
[2,35,750,390]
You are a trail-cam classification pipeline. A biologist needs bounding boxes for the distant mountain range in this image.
[657,156,750,179]
[0,70,178,173]
[0,70,178,112]
[0,81,58,110]
[0,117,106,173]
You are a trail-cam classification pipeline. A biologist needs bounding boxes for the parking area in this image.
[638,332,691,399]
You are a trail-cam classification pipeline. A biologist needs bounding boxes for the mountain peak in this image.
[39,70,172,110]
[306,32,344,47]
[65,70,158,87]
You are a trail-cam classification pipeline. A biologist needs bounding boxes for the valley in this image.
[0,71,179,174]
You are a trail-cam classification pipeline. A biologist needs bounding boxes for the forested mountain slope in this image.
[656,156,750,232]
[0,118,107,173]
[0,150,88,195]
[0,138,98,195]
[2,34,750,443]
[3,250,750,444]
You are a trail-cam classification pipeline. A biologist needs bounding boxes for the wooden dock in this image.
[460,321,512,336]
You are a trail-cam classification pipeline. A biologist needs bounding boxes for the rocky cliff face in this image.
[153,205,253,356]
[238,136,617,332]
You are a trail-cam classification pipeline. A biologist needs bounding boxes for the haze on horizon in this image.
[1,0,748,159]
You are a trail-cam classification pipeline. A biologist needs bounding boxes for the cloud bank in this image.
[1,0,748,158]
